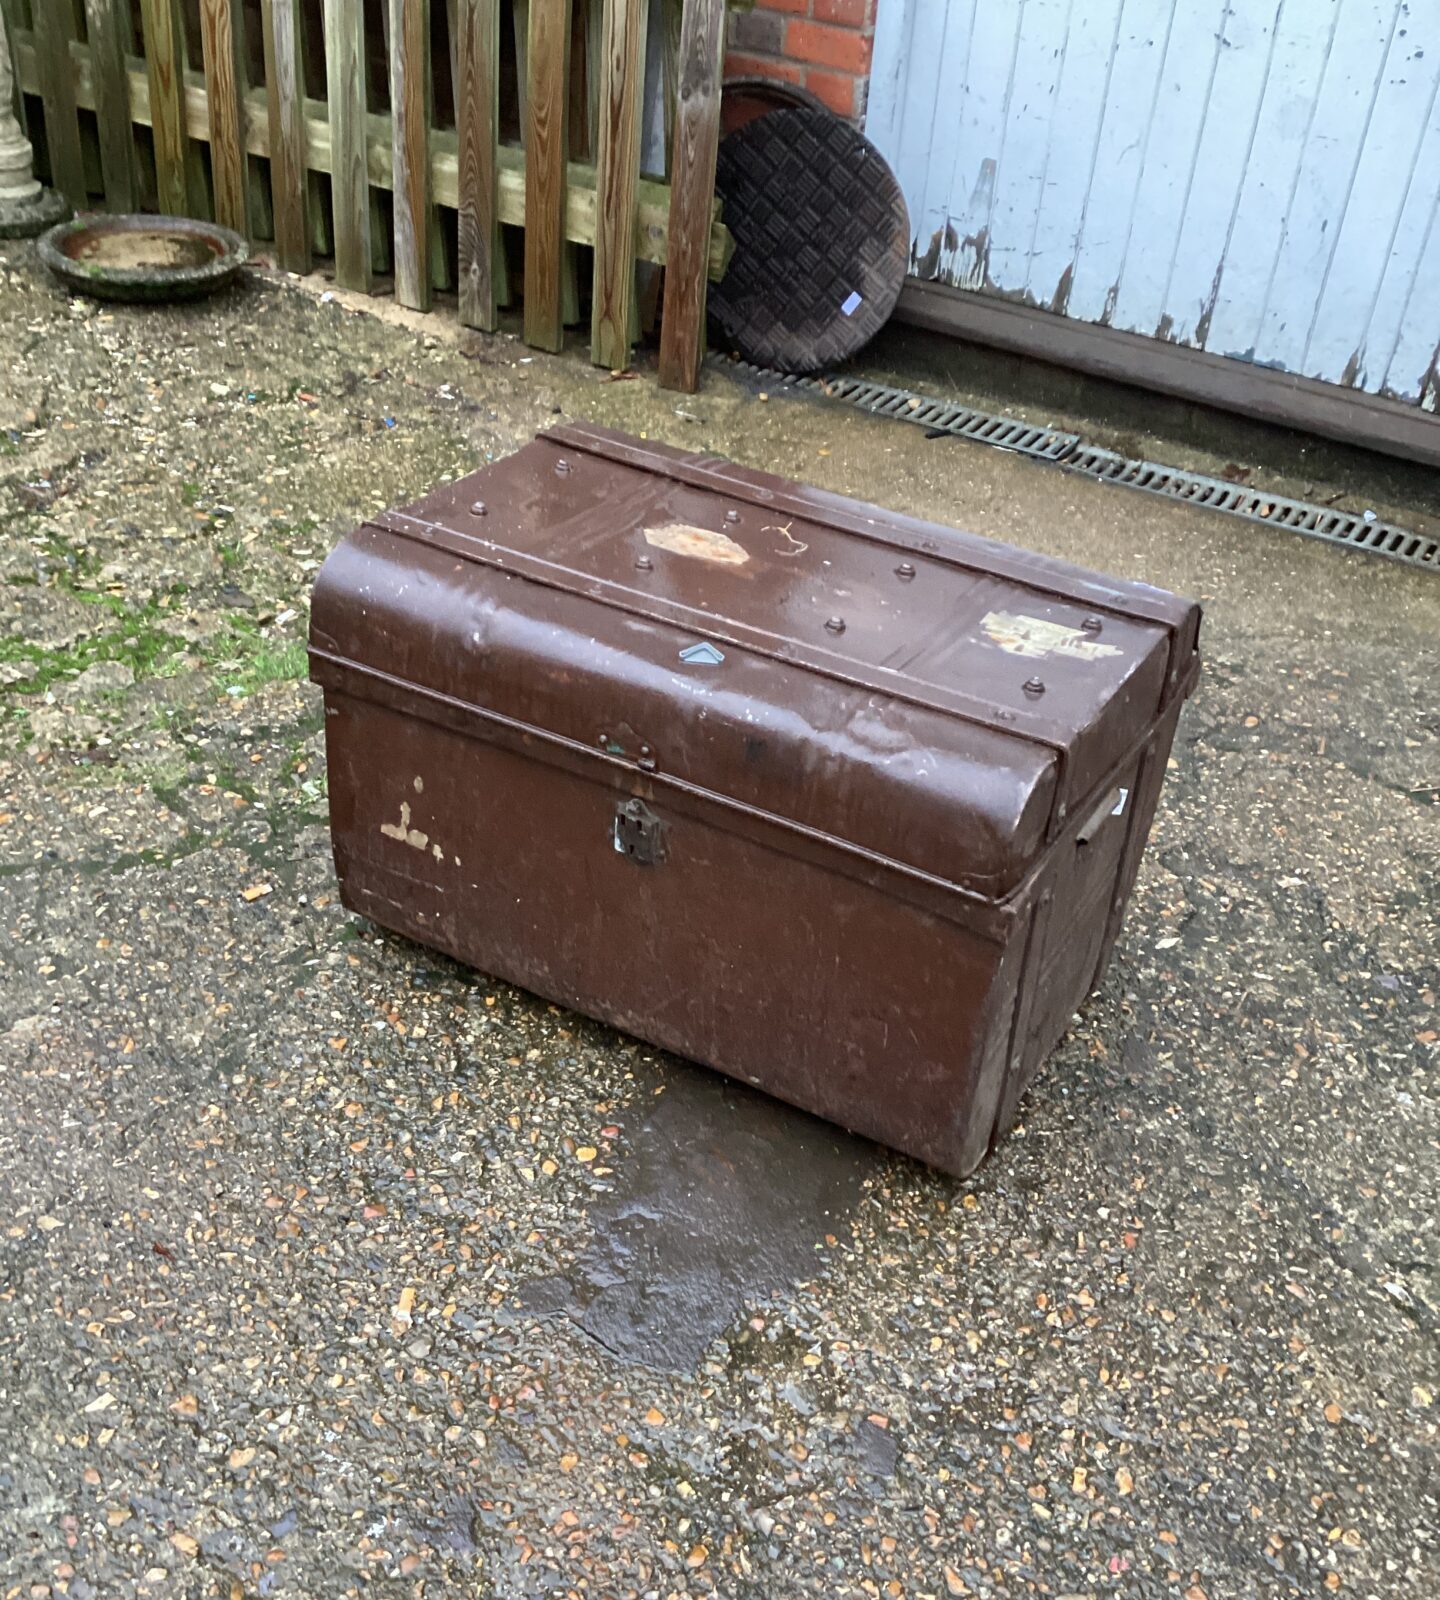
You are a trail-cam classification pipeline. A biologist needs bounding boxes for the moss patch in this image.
[0,613,186,698]
[214,636,309,697]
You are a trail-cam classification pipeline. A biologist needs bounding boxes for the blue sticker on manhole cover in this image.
[679,642,725,665]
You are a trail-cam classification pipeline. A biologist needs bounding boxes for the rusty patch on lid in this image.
[644,523,750,565]
[981,610,1124,662]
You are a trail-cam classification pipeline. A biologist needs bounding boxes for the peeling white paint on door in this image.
[867,0,1440,405]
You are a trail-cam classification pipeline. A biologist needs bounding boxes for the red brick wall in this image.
[725,0,876,123]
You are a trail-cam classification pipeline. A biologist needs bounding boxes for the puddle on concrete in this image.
[523,1063,878,1372]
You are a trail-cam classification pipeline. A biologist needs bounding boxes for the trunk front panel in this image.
[324,691,1019,1176]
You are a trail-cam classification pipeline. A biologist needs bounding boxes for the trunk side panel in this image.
[990,701,1186,1144]
[1091,697,1187,988]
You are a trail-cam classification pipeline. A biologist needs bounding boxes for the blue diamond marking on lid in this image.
[679,641,725,666]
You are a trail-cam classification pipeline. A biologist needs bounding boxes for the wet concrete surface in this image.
[523,1069,872,1372]
[0,246,1436,1600]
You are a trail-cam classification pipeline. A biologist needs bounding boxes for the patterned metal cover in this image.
[710,107,910,373]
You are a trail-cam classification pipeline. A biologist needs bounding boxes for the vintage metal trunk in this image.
[309,424,1200,1176]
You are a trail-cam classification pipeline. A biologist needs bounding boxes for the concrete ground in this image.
[0,244,1435,1600]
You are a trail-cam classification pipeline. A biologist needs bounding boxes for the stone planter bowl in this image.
[37,213,249,302]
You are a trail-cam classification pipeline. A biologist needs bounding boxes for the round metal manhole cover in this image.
[710,107,909,374]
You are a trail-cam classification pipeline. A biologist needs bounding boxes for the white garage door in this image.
[865,0,1440,408]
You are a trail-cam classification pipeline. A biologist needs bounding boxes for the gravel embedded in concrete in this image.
[0,246,1436,1600]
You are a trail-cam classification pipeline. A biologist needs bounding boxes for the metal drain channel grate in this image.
[716,357,1438,574]
[1062,447,1440,571]
[719,359,1081,461]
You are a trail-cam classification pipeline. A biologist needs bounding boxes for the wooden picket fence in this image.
[3,0,731,389]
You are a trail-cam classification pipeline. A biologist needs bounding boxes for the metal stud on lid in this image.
[825,616,846,634]
[1023,677,1046,698]
[469,500,487,516]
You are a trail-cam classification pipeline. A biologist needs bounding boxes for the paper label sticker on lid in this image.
[840,291,863,317]
[980,610,1123,662]
[645,522,750,565]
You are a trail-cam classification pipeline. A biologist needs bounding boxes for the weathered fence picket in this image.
[321,0,371,289]
[657,0,722,391]
[83,0,137,212]
[138,0,190,215]
[388,0,431,308]
[200,0,250,233]
[590,0,645,369]
[261,0,310,270]
[455,0,503,329]
[33,0,86,208]
[522,0,570,351]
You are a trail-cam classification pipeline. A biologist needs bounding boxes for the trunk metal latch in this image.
[613,798,665,865]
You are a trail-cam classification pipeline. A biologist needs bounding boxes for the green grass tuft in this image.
[225,639,309,694]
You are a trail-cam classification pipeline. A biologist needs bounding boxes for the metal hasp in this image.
[309,425,1201,1177]
[613,798,664,865]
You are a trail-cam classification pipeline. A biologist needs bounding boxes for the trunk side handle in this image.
[1076,786,1128,847]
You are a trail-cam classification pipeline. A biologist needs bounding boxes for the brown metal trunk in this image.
[309,424,1200,1176]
